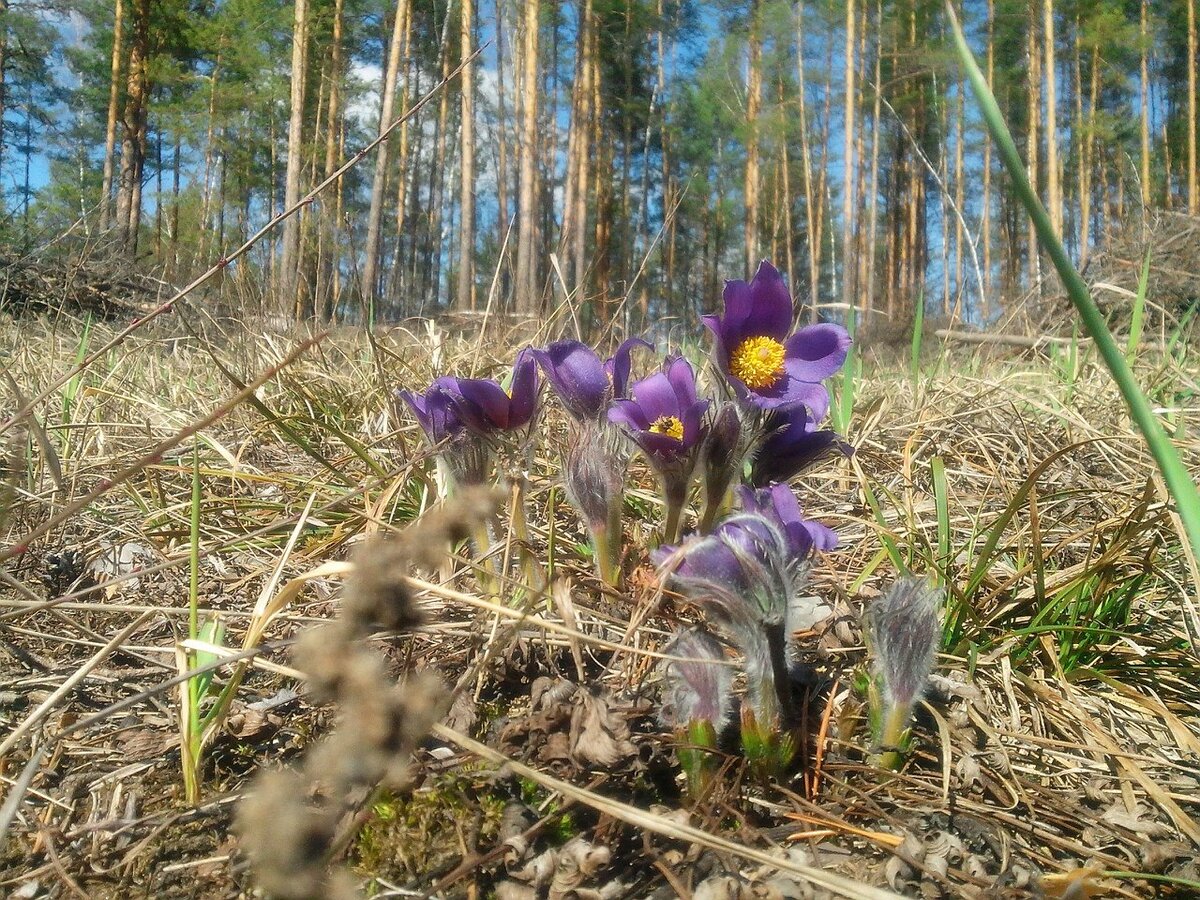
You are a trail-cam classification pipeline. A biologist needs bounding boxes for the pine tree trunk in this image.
[425,6,453,303]
[394,0,414,283]
[281,0,309,319]
[1140,0,1151,206]
[1026,4,1041,292]
[574,13,595,297]
[982,0,993,310]
[457,0,476,310]
[1188,0,1197,213]
[116,0,149,255]
[515,0,540,314]
[197,52,220,268]
[317,0,344,322]
[864,0,882,320]
[496,0,510,235]
[744,0,762,272]
[362,0,409,320]
[953,70,964,319]
[100,0,124,232]
[796,0,820,317]
[840,0,856,315]
[1043,0,1060,236]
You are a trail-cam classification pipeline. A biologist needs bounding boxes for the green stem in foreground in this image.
[945,1,1200,580]
[875,702,912,772]
[590,523,621,587]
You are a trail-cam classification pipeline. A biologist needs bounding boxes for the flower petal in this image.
[634,429,689,459]
[783,323,852,382]
[606,336,653,399]
[751,427,843,486]
[631,371,682,421]
[607,398,651,431]
[718,278,755,347]
[665,356,700,407]
[534,341,608,420]
[701,314,732,368]
[746,260,794,341]
[444,377,513,431]
[507,348,540,427]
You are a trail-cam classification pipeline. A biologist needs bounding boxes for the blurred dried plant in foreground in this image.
[237,487,499,900]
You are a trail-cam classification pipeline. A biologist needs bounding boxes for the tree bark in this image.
[457,0,476,310]
[744,0,762,272]
[1043,0,1061,237]
[840,0,856,317]
[362,0,409,320]
[496,0,510,237]
[281,0,309,319]
[515,0,540,314]
[115,0,149,256]
[1140,0,1151,206]
[982,0,993,309]
[99,0,124,232]
[796,0,819,317]
[1188,0,1197,214]
[1026,3,1041,292]
[317,0,345,322]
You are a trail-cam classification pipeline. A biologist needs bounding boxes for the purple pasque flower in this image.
[750,404,849,487]
[608,356,710,463]
[398,382,490,487]
[736,483,838,556]
[435,348,540,435]
[654,512,797,631]
[397,384,463,445]
[703,260,851,412]
[533,337,651,421]
[655,511,802,731]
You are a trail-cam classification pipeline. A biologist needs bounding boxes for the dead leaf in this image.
[117,728,179,761]
[1100,801,1171,837]
[225,707,281,741]
[568,690,635,769]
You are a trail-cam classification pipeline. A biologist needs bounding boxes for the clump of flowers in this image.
[400,350,541,580]
[696,261,851,528]
[397,260,856,787]
[655,486,834,781]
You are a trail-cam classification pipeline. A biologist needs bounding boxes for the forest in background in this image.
[0,0,1197,329]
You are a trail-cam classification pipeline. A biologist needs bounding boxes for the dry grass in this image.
[1,307,1198,898]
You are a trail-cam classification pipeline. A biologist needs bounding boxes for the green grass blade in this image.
[1126,249,1151,363]
[832,304,859,434]
[946,2,1200,592]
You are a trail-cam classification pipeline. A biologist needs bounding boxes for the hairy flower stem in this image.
[766,622,795,725]
[471,520,499,595]
[698,483,733,534]
[508,476,542,593]
[659,469,690,545]
[876,702,912,772]
[590,523,621,587]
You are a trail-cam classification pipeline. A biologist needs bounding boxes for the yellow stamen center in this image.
[649,415,684,441]
[729,335,786,389]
